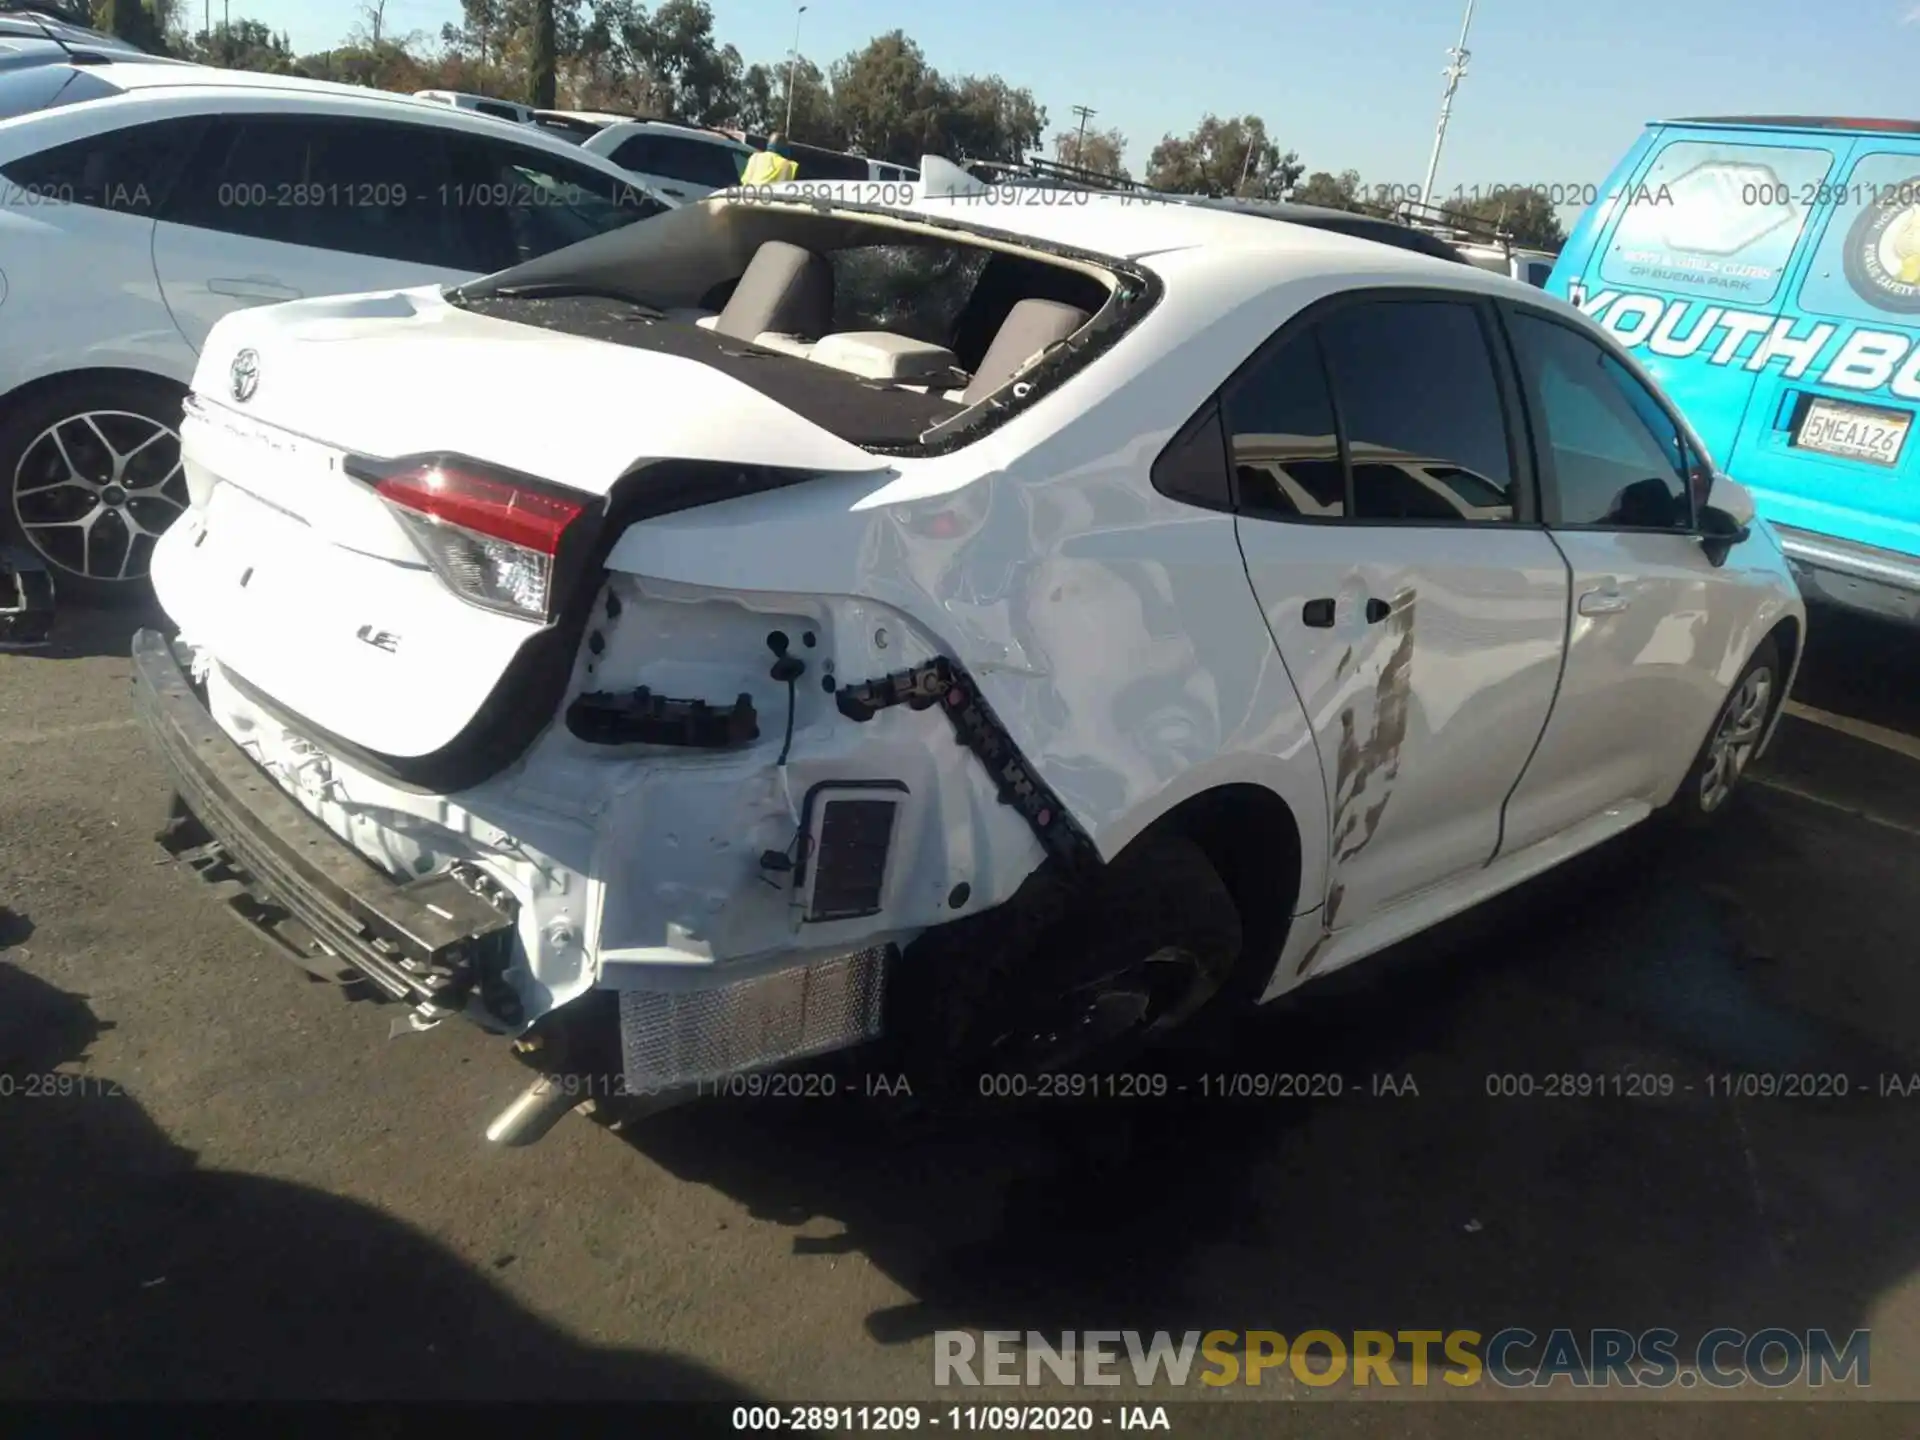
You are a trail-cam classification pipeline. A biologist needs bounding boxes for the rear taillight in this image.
[348,456,593,623]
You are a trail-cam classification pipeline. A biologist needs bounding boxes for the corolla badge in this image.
[230,348,260,403]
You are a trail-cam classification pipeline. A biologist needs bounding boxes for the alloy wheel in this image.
[11,409,186,585]
[1699,667,1774,812]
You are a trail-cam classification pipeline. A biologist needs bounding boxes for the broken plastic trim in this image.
[837,657,1101,875]
[566,686,760,747]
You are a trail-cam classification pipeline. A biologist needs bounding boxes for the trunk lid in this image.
[156,284,890,767]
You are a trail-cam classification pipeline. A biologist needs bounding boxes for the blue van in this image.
[1549,116,1920,625]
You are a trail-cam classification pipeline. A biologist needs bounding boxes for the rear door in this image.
[150,112,482,354]
[1559,126,1844,471]
[1725,137,1920,560]
[1229,291,1569,935]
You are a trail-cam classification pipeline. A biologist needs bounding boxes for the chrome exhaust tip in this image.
[485,1074,582,1147]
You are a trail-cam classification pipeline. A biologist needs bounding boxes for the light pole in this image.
[1417,0,1476,212]
[785,5,808,137]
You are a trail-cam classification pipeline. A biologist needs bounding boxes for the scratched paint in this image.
[1300,588,1417,974]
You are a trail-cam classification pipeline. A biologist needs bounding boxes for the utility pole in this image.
[1418,0,1476,212]
[784,4,807,136]
[1070,104,1095,166]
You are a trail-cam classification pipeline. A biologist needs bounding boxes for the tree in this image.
[1055,124,1128,180]
[1289,168,1364,210]
[937,74,1044,162]
[829,31,946,163]
[1444,188,1567,251]
[1146,114,1303,198]
[185,18,296,70]
[93,0,166,54]
[527,0,557,107]
[739,56,838,144]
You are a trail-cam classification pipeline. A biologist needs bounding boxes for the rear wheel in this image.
[1667,637,1782,828]
[0,375,188,606]
[912,835,1244,1092]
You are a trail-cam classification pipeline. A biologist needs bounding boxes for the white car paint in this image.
[0,65,672,593]
[143,180,1806,1070]
[581,120,752,203]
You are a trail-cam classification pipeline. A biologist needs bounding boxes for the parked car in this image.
[412,89,535,126]
[530,108,641,145]
[1552,114,1920,626]
[130,155,1803,1144]
[0,24,194,121]
[582,118,753,202]
[0,64,671,600]
[725,129,917,183]
[1457,241,1558,287]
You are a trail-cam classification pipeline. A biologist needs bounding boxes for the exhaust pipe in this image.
[485,1074,581,1147]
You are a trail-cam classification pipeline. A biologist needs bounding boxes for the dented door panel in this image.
[1235,526,1571,931]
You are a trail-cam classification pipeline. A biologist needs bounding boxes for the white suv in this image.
[131,159,1805,1144]
[582,119,751,202]
[0,65,670,600]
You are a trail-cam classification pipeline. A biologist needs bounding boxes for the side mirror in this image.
[1698,472,1755,568]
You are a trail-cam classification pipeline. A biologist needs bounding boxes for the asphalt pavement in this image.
[4,595,1920,1434]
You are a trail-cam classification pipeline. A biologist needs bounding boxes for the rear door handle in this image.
[1578,587,1631,616]
[207,277,303,301]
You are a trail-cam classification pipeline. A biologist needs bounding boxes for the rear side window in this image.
[0,115,201,215]
[164,116,467,267]
[0,65,119,121]
[1599,138,1835,309]
[610,133,743,188]
[1220,328,1345,519]
[1798,147,1920,321]
[472,101,523,121]
[1508,310,1695,530]
[1316,299,1516,523]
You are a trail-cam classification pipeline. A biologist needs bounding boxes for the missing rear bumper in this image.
[130,628,518,1012]
[617,944,891,1093]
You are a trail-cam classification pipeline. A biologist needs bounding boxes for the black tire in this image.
[0,374,188,606]
[922,836,1244,1094]
[1665,636,1783,829]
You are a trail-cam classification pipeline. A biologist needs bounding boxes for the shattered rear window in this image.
[828,244,991,347]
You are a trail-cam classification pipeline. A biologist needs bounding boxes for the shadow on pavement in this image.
[7,594,169,663]
[617,783,1920,1376]
[0,953,755,1402]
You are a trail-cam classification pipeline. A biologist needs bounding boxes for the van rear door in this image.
[1550,124,1846,469]
[1722,136,1920,558]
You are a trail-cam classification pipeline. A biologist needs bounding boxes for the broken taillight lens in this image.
[355,458,592,623]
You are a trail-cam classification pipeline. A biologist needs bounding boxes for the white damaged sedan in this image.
[131,160,1806,1143]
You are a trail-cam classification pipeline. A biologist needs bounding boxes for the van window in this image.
[1797,149,1920,321]
[1599,138,1836,308]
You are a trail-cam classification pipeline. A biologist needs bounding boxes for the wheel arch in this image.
[1754,610,1802,760]
[0,366,189,428]
[1116,781,1307,1005]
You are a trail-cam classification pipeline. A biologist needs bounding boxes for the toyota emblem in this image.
[230,348,259,403]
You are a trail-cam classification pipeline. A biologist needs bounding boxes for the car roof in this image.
[0,72,678,188]
[1663,114,1920,136]
[597,119,751,148]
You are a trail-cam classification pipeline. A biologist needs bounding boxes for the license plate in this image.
[1793,397,1911,467]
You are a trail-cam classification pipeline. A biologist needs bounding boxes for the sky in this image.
[228,0,1920,204]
